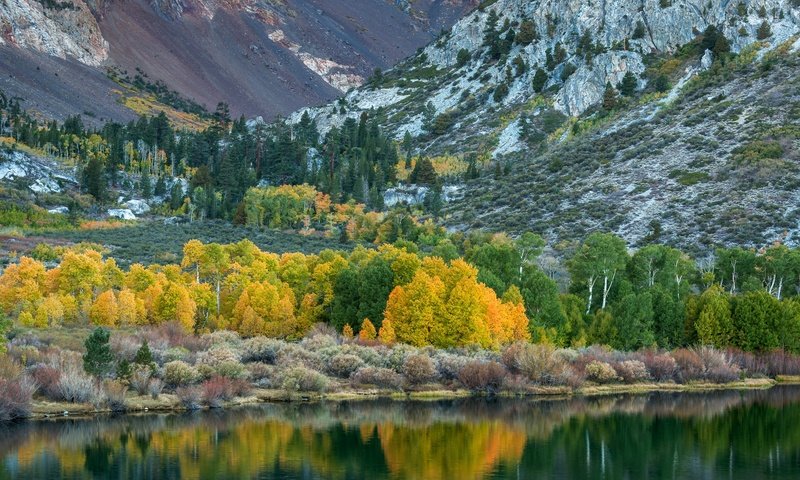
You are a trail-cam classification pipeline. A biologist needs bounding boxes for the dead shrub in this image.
[457,361,506,394]
[350,367,404,390]
[0,376,37,421]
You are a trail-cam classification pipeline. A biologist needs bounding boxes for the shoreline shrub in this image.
[176,386,203,410]
[585,361,620,384]
[457,361,506,394]
[403,354,437,385]
[281,366,329,393]
[351,367,404,390]
[163,361,200,387]
[0,376,37,421]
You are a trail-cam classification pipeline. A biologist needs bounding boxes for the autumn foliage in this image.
[0,240,530,348]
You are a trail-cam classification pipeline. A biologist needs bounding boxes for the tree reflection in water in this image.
[2,386,800,479]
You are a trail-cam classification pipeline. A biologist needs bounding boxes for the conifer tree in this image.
[84,327,114,377]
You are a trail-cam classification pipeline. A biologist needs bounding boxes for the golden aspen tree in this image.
[90,290,119,326]
[378,318,396,344]
[359,319,377,341]
[384,271,445,347]
[343,324,354,339]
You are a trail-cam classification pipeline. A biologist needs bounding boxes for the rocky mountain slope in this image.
[293,0,798,145]
[445,45,800,254]
[289,0,800,252]
[0,0,476,120]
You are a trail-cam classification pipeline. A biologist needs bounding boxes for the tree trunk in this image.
[215,280,221,316]
[586,276,596,315]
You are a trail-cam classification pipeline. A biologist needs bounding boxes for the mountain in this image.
[290,0,800,252]
[0,0,477,122]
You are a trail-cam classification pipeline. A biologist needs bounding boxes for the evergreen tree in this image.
[732,290,781,351]
[520,265,566,335]
[331,269,361,331]
[116,359,132,380]
[154,175,167,197]
[632,21,646,39]
[456,48,471,67]
[83,327,114,377]
[602,82,618,110]
[134,340,155,367]
[140,167,153,199]
[613,290,655,350]
[493,83,509,102]
[410,157,438,186]
[532,68,548,93]
[402,131,414,169]
[757,20,772,40]
[695,285,734,348]
[516,19,537,45]
[424,187,444,218]
[82,156,106,201]
[483,10,503,59]
[618,72,638,96]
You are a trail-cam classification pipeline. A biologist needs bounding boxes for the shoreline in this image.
[25,377,791,421]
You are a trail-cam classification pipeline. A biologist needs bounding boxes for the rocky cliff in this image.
[291,0,799,152]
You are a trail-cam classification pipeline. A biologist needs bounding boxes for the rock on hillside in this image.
[0,0,477,119]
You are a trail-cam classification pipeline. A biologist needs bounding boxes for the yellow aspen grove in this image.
[90,290,119,326]
[359,319,377,341]
[153,281,196,331]
[181,239,205,283]
[232,281,297,338]
[0,256,47,313]
[118,288,145,325]
[384,270,445,347]
[38,294,65,327]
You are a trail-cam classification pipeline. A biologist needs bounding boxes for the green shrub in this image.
[328,354,366,378]
[585,361,620,383]
[163,361,200,387]
[280,366,329,393]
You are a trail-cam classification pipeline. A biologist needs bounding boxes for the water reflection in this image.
[3,387,800,479]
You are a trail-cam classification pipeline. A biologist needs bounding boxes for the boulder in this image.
[107,209,136,220]
[122,199,151,215]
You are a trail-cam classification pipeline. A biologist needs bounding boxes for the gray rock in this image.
[47,206,70,214]
[107,209,136,220]
[701,49,714,70]
[122,199,151,215]
[383,184,430,207]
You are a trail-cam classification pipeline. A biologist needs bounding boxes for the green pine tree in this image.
[84,327,114,377]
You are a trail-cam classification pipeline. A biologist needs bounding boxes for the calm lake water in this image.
[2,387,800,479]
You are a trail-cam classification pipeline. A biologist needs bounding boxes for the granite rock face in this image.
[0,0,108,66]
[291,0,799,149]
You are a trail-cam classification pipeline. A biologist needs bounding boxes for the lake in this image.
[2,386,800,479]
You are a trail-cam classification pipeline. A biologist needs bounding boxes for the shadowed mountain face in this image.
[0,0,476,120]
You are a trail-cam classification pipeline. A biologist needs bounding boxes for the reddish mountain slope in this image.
[0,0,475,121]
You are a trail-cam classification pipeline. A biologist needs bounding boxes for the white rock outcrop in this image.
[122,199,151,215]
[107,209,136,220]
